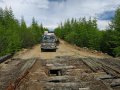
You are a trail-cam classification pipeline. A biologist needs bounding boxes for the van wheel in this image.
[41,48,44,52]
[54,49,56,52]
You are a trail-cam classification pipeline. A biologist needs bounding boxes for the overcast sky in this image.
[0,0,120,30]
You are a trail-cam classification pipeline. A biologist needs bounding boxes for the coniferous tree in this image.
[55,18,102,50]
[0,8,45,56]
[102,7,120,56]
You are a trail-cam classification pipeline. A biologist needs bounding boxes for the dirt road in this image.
[14,40,110,59]
[14,40,113,90]
[0,40,112,90]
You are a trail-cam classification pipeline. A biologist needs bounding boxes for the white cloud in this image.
[0,0,120,30]
[97,20,110,30]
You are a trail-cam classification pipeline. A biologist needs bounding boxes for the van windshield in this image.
[42,35,56,43]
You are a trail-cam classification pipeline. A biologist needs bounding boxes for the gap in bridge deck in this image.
[49,80,61,83]
[49,69,62,76]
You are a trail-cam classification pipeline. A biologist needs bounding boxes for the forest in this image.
[0,7,120,57]
[55,7,120,57]
[0,7,47,56]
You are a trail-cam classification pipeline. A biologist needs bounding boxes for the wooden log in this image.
[110,79,120,87]
[19,58,36,76]
[45,82,79,87]
[0,54,14,63]
[47,76,70,82]
[81,58,97,72]
[100,80,113,90]
[48,66,75,70]
[6,58,36,90]
[97,75,114,80]
[79,87,90,90]
[97,60,120,77]
[111,83,120,87]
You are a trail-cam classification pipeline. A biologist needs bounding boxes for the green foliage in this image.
[30,17,44,43]
[55,7,120,57]
[55,18,103,50]
[113,46,120,57]
[0,7,46,56]
[65,32,78,44]
[102,7,120,56]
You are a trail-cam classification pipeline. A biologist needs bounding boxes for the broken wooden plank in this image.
[100,80,113,90]
[6,58,37,90]
[96,60,120,77]
[19,58,36,76]
[48,66,75,70]
[47,76,70,82]
[110,79,120,87]
[79,87,90,90]
[111,83,120,87]
[97,75,114,80]
[81,58,98,72]
[45,82,80,87]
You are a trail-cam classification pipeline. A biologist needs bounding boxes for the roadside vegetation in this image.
[0,7,47,56]
[55,7,120,57]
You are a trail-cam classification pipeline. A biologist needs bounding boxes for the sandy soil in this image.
[0,40,114,90]
[13,40,112,90]
[13,40,110,60]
